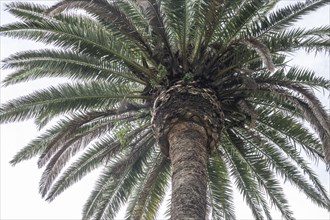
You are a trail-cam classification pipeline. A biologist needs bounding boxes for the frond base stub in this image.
[151,81,224,157]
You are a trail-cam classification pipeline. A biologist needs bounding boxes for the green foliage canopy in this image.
[1,0,330,219]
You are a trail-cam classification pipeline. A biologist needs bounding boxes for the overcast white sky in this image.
[0,1,330,219]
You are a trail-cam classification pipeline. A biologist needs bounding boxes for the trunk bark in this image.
[168,122,208,220]
[152,82,223,219]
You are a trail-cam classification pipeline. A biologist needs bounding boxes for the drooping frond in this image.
[82,130,155,220]
[222,134,268,220]
[39,113,148,197]
[37,111,112,168]
[125,153,170,220]
[45,135,120,201]
[45,125,150,201]
[256,107,324,162]
[241,37,275,71]
[10,126,62,166]
[239,127,330,211]
[255,81,330,163]
[254,110,329,202]
[207,153,235,220]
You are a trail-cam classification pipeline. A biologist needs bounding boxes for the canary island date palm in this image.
[1,0,330,219]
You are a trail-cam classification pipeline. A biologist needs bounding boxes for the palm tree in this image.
[1,0,330,219]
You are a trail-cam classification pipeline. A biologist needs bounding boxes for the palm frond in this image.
[241,37,275,71]
[256,107,324,161]
[256,82,330,163]
[39,113,143,197]
[125,154,170,220]
[207,153,235,220]
[226,129,294,219]
[250,0,330,36]
[217,0,266,44]
[1,49,146,85]
[5,2,55,22]
[46,125,149,201]
[255,111,329,202]
[82,131,155,220]
[0,10,154,81]
[137,0,173,56]
[2,0,330,219]
[222,131,267,220]
[37,111,110,168]
[10,127,61,166]
[262,26,330,55]
[269,67,330,90]
[0,81,144,124]
[46,0,155,59]
[241,128,330,211]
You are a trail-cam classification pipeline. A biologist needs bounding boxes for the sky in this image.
[0,0,330,219]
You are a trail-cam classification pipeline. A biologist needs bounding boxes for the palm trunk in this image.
[152,83,223,219]
[168,122,208,220]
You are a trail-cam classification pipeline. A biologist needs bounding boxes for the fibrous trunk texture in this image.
[168,122,208,220]
[152,81,223,156]
[152,81,224,219]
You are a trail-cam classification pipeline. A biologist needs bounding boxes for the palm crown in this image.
[1,0,330,219]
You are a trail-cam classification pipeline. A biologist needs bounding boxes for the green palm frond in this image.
[37,111,112,168]
[39,113,145,197]
[160,0,199,70]
[262,26,330,55]
[138,158,170,220]
[0,11,154,81]
[45,125,149,201]
[2,49,146,85]
[218,0,266,44]
[250,0,330,36]
[10,126,63,165]
[269,67,330,90]
[45,136,120,202]
[125,153,170,220]
[256,107,324,161]
[242,128,330,211]
[237,127,330,215]
[255,78,329,133]
[0,81,144,123]
[82,131,155,220]
[255,84,330,162]
[208,153,235,220]
[46,0,154,59]
[5,2,56,22]
[143,0,169,39]
[225,128,295,220]
[222,135,267,220]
